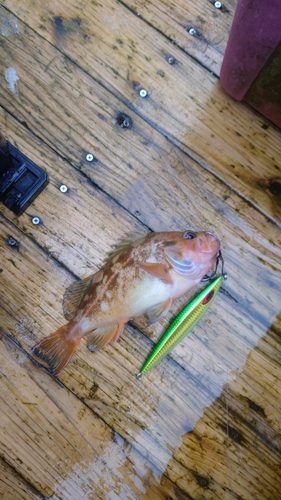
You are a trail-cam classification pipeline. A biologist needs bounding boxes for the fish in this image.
[31,230,220,375]
[136,274,226,378]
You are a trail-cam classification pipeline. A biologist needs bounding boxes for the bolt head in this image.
[188,27,197,36]
[166,55,175,65]
[59,184,68,193]
[31,216,41,225]
[7,237,17,246]
[139,89,147,98]
[214,1,222,8]
[86,153,94,162]
[122,118,131,128]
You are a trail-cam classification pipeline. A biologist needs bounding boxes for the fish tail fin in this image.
[31,326,79,375]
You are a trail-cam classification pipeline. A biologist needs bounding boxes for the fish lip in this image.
[200,232,220,253]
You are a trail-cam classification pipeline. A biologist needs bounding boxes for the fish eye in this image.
[183,231,196,240]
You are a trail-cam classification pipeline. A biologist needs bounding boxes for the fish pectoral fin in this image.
[106,233,147,262]
[87,322,125,351]
[146,297,173,326]
[62,276,92,321]
[139,262,173,285]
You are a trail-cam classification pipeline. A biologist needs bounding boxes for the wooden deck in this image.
[0,0,281,498]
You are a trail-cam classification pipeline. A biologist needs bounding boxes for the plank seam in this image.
[117,0,221,77]
[0,454,45,499]
[1,6,279,228]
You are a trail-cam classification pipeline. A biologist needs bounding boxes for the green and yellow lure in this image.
[137,274,226,378]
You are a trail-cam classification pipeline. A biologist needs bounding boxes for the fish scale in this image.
[137,275,224,377]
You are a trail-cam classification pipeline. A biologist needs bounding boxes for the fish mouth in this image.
[198,232,220,254]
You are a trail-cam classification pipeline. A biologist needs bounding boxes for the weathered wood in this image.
[1,143,281,500]
[0,0,281,499]
[0,107,280,364]
[0,458,43,500]
[1,217,281,499]
[171,313,281,500]
[122,0,237,75]
[0,111,144,277]
[0,332,191,500]
[0,3,281,224]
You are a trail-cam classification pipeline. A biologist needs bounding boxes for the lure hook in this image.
[201,250,227,282]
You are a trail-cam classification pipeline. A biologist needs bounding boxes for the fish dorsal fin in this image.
[139,262,173,285]
[146,297,173,326]
[62,276,92,321]
[107,233,147,262]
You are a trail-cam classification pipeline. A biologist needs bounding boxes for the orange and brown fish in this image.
[31,230,220,374]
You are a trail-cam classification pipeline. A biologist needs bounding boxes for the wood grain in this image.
[1,212,281,499]
[0,331,190,500]
[0,2,281,224]
[121,0,237,75]
[0,0,281,499]
[0,458,43,500]
[0,120,280,499]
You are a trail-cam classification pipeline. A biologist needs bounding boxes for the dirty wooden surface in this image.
[0,0,281,499]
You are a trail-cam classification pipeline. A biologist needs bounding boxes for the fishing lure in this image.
[137,254,227,378]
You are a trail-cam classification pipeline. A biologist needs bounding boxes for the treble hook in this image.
[201,250,228,282]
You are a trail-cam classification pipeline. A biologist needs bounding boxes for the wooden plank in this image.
[0,95,280,368]
[0,109,144,277]
[0,104,280,368]
[0,122,280,499]
[0,328,189,500]
[1,216,281,499]
[1,3,281,224]
[121,0,237,75]
[0,458,43,500]
[172,313,281,500]
[0,2,281,499]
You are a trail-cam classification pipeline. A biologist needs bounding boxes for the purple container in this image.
[220,0,281,127]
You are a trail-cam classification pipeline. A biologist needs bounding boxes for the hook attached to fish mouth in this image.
[201,250,227,282]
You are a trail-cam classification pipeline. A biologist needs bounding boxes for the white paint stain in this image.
[0,15,20,37]
[52,440,146,500]
[5,67,19,93]
[129,474,146,493]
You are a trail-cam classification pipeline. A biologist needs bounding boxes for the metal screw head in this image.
[139,89,147,98]
[116,112,133,129]
[31,216,41,225]
[122,118,131,128]
[166,55,176,65]
[214,1,222,8]
[86,153,94,162]
[7,237,17,247]
[188,27,197,36]
[59,184,68,193]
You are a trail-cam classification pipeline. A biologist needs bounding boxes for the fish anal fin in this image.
[146,297,173,326]
[110,322,126,345]
[31,326,79,375]
[63,276,92,321]
[139,262,173,285]
[106,233,147,262]
[87,322,125,351]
